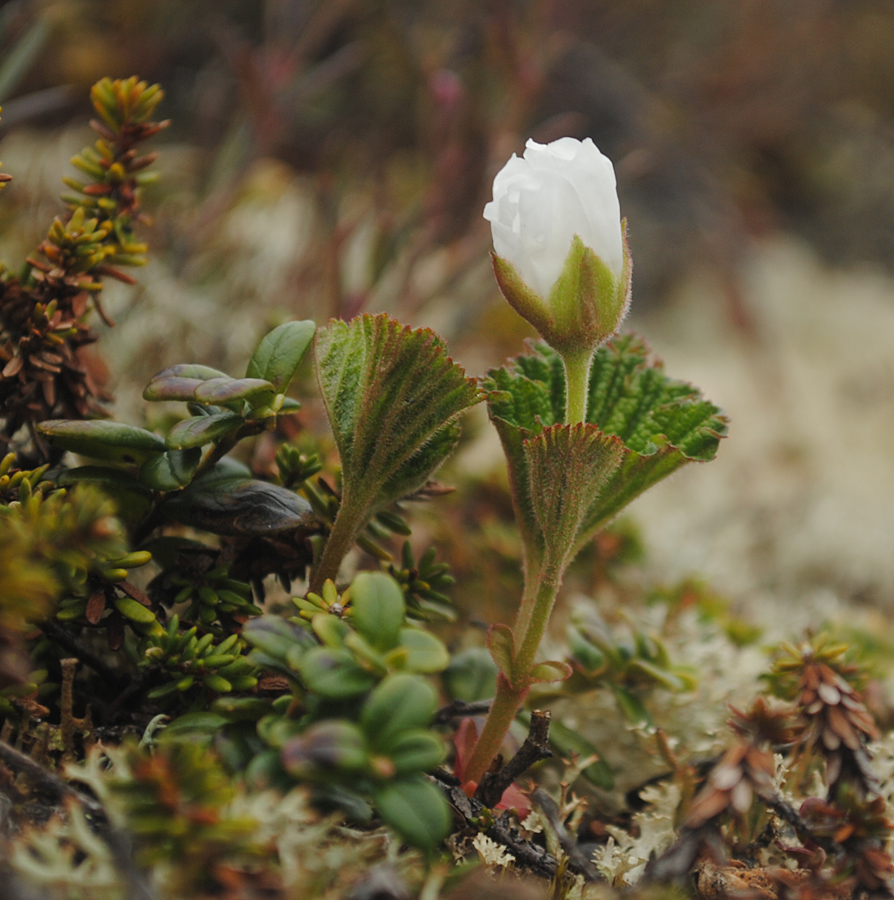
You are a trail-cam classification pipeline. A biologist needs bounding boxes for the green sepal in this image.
[245,320,316,393]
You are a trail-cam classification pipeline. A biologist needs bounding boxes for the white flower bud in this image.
[483,137,631,359]
[484,137,623,297]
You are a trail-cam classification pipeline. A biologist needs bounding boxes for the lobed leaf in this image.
[483,336,728,561]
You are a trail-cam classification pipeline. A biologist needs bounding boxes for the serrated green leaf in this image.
[246,320,316,393]
[314,312,481,518]
[140,448,202,491]
[373,776,451,850]
[143,364,230,401]
[166,412,244,450]
[483,337,728,564]
[38,419,166,463]
[524,423,623,570]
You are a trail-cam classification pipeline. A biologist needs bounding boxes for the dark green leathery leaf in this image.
[360,672,437,748]
[143,364,230,402]
[373,776,451,850]
[246,320,316,393]
[140,448,202,491]
[162,477,316,536]
[166,412,244,450]
[349,572,405,652]
[193,376,276,407]
[38,419,166,464]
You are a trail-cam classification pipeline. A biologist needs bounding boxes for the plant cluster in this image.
[1,78,892,900]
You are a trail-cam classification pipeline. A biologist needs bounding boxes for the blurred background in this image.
[1,0,893,632]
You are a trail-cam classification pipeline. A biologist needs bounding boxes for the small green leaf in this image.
[298,647,377,699]
[486,623,516,681]
[527,659,572,685]
[383,730,446,775]
[311,613,351,650]
[113,595,157,625]
[38,419,166,463]
[281,720,369,775]
[626,657,688,692]
[525,712,614,790]
[442,647,498,702]
[611,685,652,726]
[568,628,606,675]
[396,628,450,673]
[373,776,451,850]
[160,712,228,736]
[350,572,405,651]
[360,672,437,748]
[243,616,316,665]
[246,320,316,393]
[166,412,244,450]
[140,448,202,491]
[143,364,230,401]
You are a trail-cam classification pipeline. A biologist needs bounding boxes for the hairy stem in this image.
[461,673,529,792]
[561,347,593,425]
[462,558,563,790]
[308,484,374,594]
